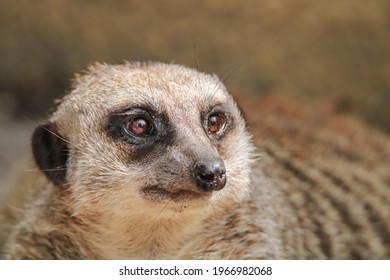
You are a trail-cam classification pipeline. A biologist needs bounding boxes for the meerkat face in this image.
[32,62,254,216]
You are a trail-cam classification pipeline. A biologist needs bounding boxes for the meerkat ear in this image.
[31,123,69,186]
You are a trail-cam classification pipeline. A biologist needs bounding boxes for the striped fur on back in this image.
[240,94,390,259]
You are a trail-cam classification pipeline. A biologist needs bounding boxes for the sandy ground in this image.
[0,121,34,202]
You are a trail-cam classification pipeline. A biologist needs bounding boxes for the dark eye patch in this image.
[107,108,157,142]
[106,107,175,159]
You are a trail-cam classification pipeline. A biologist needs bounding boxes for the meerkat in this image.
[0,62,389,259]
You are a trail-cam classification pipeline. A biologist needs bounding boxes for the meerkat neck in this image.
[78,207,213,259]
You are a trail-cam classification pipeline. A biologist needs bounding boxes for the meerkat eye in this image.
[207,113,226,134]
[124,116,153,137]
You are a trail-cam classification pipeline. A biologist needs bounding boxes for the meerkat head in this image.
[31,62,255,218]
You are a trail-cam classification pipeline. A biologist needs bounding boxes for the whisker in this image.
[193,44,201,72]
[38,125,85,152]
[221,61,245,84]
[25,168,67,172]
[209,61,246,102]
[156,201,170,219]
[40,126,71,146]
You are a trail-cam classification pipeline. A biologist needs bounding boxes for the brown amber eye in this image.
[126,117,151,137]
[207,113,226,134]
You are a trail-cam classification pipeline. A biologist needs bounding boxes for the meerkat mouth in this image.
[142,185,211,203]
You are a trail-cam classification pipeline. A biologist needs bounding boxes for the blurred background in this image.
[0,0,389,196]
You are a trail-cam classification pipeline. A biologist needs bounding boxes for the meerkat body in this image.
[0,62,389,259]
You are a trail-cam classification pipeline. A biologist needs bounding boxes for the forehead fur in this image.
[51,62,230,124]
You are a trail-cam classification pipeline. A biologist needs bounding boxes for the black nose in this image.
[194,160,227,192]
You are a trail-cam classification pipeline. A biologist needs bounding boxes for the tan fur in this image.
[0,62,389,259]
